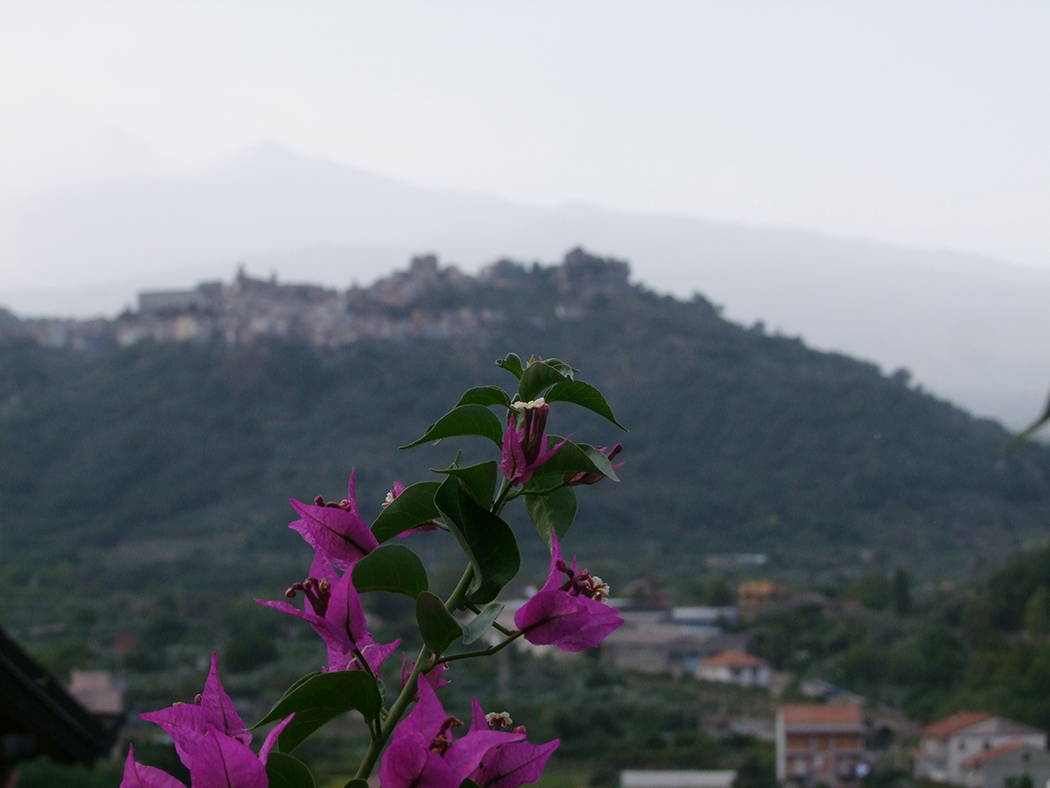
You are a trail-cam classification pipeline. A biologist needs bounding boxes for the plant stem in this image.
[465,603,516,636]
[492,477,513,514]
[353,564,476,781]
[437,631,523,664]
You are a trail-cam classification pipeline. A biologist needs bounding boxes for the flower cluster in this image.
[515,533,623,652]
[123,655,292,788]
[380,678,558,788]
[501,399,566,485]
[128,355,625,788]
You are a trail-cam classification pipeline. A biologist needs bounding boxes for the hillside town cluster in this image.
[7,571,1046,788]
[0,251,631,351]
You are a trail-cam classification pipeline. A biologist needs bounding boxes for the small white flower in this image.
[584,575,610,602]
[485,711,513,730]
[511,397,546,412]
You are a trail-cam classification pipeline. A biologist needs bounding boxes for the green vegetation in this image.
[2,252,1050,781]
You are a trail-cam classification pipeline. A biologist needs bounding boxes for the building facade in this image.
[960,740,1050,788]
[914,712,1048,785]
[776,704,865,787]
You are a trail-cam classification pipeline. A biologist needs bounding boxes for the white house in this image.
[959,740,1050,788]
[697,651,771,688]
[913,712,1047,785]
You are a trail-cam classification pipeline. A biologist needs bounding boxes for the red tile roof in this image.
[780,704,863,726]
[961,739,1024,768]
[920,712,993,738]
[700,651,769,668]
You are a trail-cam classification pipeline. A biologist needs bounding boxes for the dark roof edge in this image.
[0,627,117,765]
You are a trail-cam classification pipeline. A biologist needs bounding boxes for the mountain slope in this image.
[1,253,1047,609]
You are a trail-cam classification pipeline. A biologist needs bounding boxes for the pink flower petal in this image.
[473,739,561,788]
[120,746,186,788]
[259,714,295,765]
[189,730,268,788]
[199,653,250,745]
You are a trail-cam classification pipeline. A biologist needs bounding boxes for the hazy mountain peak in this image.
[2,145,1050,428]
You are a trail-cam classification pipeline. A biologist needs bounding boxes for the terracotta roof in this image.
[919,712,993,738]
[961,739,1025,768]
[780,704,863,726]
[701,651,769,668]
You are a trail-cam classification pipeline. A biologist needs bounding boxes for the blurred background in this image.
[3,4,1050,788]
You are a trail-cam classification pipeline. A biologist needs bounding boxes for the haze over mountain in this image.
[2,143,1048,428]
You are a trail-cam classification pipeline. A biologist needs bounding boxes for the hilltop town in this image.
[0,249,637,351]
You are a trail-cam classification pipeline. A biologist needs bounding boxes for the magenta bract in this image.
[120,746,185,788]
[500,403,567,486]
[257,552,398,676]
[467,699,560,788]
[514,533,623,652]
[380,678,525,788]
[129,658,294,788]
[139,653,251,768]
[289,471,379,569]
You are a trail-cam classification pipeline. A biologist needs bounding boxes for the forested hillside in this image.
[1,251,1048,632]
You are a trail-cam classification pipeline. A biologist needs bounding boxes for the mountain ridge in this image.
[3,143,1048,427]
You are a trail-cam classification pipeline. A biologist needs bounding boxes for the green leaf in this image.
[416,591,463,655]
[461,602,505,645]
[545,380,626,430]
[435,476,521,604]
[533,436,620,483]
[455,386,511,409]
[352,544,429,598]
[433,460,499,509]
[581,444,621,482]
[266,753,315,788]
[255,671,382,753]
[400,405,504,449]
[524,486,578,548]
[496,353,524,379]
[517,361,570,402]
[345,780,370,788]
[282,671,322,696]
[371,481,441,543]
[542,358,577,379]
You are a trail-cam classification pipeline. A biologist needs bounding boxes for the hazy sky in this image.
[2,2,1049,268]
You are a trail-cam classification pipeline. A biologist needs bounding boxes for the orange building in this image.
[776,704,865,787]
[737,580,791,619]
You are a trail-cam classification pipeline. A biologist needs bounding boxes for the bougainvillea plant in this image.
[123,354,627,788]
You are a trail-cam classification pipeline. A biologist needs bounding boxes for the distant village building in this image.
[601,607,748,676]
[68,670,125,730]
[776,703,866,787]
[697,651,771,688]
[139,289,202,313]
[914,712,1048,785]
[621,770,736,788]
[0,251,645,354]
[494,597,748,676]
[670,607,739,628]
[959,740,1050,788]
[738,580,792,619]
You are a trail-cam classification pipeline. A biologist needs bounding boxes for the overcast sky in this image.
[2,1,1049,269]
